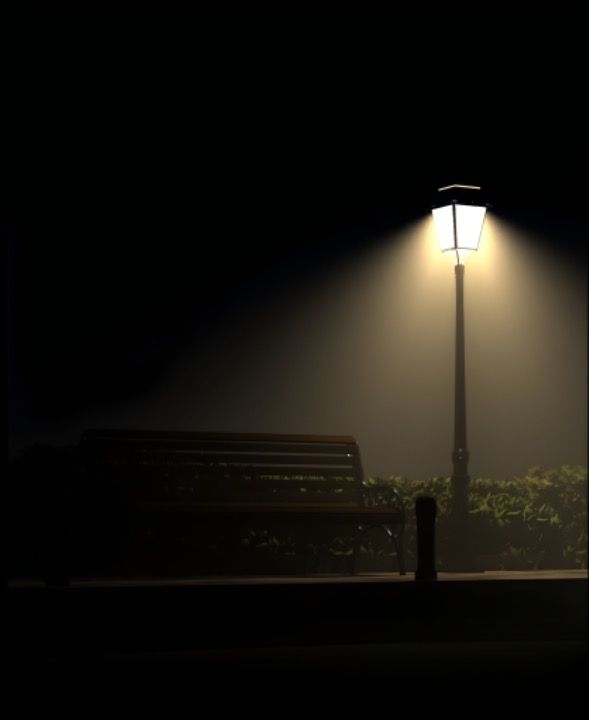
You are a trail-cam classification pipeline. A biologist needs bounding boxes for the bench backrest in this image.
[80,429,364,506]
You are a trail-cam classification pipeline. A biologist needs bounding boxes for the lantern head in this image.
[432,184,487,263]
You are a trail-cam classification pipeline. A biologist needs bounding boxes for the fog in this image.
[19,214,587,480]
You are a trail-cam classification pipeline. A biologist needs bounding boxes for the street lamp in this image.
[432,184,487,571]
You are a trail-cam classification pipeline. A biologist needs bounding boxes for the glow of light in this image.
[455,248,476,265]
[433,203,486,263]
[35,213,584,485]
[432,205,455,252]
[456,204,486,250]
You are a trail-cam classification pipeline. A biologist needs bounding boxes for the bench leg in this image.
[395,527,406,576]
[382,524,406,576]
[351,525,365,575]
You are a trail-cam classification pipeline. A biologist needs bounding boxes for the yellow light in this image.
[432,203,486,263]
[432,205,455,252]
[455,204,486,249]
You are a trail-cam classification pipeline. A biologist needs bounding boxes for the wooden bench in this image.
[77,429,406,578]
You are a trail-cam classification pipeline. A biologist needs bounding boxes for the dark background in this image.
[3,4,587,448]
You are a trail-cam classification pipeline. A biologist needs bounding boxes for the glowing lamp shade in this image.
[432,185,487,260]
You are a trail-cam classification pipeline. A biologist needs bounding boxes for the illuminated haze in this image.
[48,213,587,481]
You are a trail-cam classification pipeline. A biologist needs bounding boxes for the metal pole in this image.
[451,262,473,570]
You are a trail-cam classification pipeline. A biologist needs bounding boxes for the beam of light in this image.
[19,214,586,484]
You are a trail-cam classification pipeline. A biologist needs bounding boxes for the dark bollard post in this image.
[415,496,437,581]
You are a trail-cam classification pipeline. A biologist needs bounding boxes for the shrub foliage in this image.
[365,465,587,571]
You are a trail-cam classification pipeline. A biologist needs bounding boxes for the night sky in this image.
[4,5,587,475]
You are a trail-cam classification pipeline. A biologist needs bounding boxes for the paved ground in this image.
[9,568,586,589]
[8,570,587,701]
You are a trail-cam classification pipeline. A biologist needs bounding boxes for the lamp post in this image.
[432,184,487,571]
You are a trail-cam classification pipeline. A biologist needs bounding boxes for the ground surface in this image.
[8,570,587,700]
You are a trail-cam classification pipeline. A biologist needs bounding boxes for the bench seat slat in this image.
[136,481,360,494]
[85,442,360,457]
[82,430,357,445]
[136,500,403,518]
[89,453,361,467]
[120,466,362,479]
[167,477,360,488]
